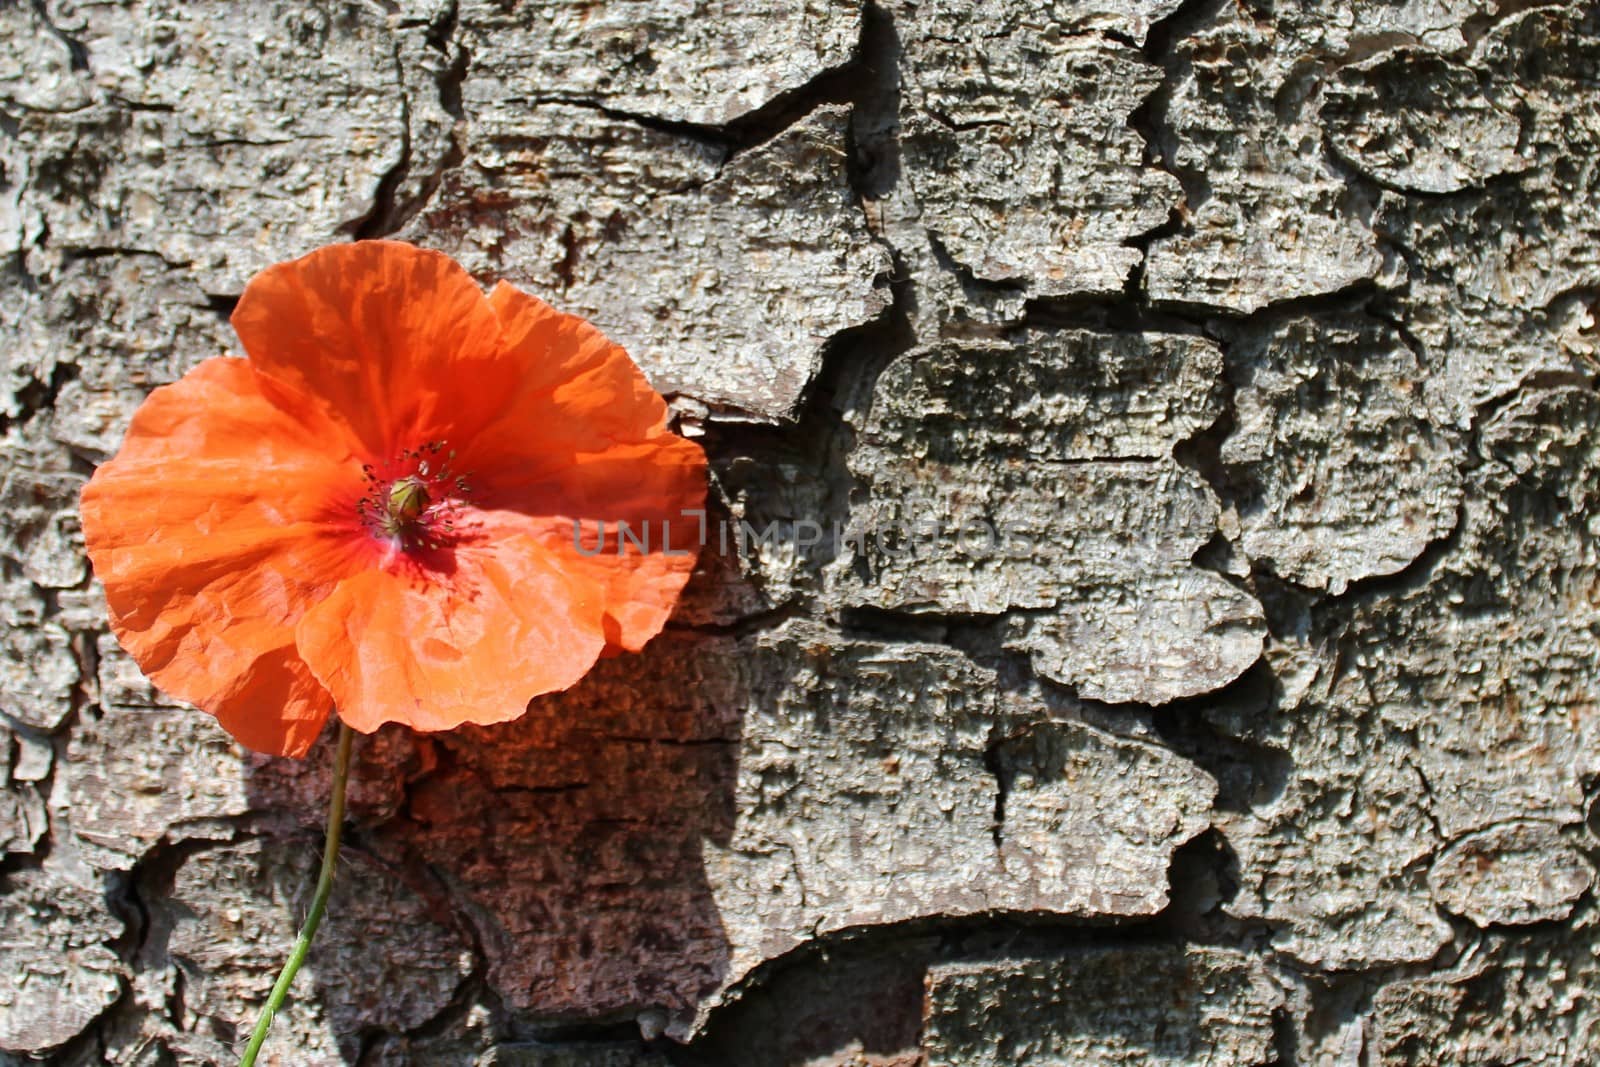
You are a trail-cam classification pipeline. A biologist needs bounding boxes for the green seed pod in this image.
[388,476,430,522]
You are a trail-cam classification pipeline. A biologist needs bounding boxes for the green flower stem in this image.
[239,720,356,1067]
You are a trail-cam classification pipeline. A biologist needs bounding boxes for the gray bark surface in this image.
[2,0,1599,1063]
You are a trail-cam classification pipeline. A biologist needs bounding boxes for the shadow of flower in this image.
[230,625,742,1060]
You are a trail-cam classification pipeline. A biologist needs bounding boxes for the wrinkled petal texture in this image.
[464,283,708,652]
[81,358,367,757]
[232,240,511,459]
[295,531,606,735]
[82,241,707,754]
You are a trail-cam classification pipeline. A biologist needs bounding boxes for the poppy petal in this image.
[230,240,510,459]
[479,437,708,651]
[461,284,708,650]
[80,358,370,757]
[478,281,673,455]
[293,534,607,735]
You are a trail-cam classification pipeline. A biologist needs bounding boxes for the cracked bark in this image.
[4,0,1600,1064]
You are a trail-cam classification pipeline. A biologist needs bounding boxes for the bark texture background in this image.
[3,0,1599,1063]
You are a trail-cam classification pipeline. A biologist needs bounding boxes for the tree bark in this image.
[3,0,1598,1063]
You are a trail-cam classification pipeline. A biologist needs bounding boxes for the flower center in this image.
[356,441,471,552]
[388,476,430,522]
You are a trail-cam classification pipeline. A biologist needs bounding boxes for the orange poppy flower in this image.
[81,241,706,758]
